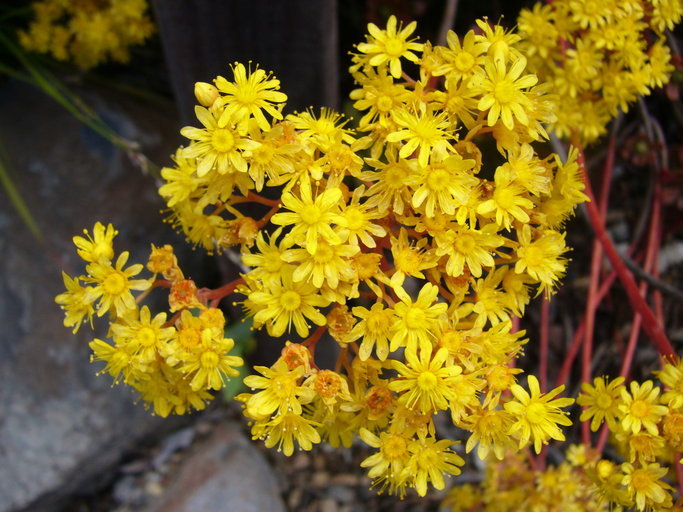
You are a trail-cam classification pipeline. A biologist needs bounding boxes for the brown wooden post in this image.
[151,0,339,125]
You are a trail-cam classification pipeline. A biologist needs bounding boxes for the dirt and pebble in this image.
[67,402,454,512]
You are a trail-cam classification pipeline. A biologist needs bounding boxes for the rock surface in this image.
[144,422,286,512]
[0,79,203,512]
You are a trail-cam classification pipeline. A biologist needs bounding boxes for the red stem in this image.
[580,134,615,445]
[576,145,675,358]
[540,298,550,393]
[197,277,245,304]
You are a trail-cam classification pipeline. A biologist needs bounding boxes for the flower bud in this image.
[194,82,219,107]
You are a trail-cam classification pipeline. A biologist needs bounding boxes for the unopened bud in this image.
[194,82,219,107]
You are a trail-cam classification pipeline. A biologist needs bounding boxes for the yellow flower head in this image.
[214,63,288,132]
[505,374,574,453]
[357,15,424,79]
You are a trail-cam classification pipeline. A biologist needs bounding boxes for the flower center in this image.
[272,374,296,398]
[377,95,393,112]
[454,52,475,72]
[405,306,427,329]
[212,129,235,153]
[137,327,157,347]
[384,38,405,57]
[494,186,516,209]
[630,470,654,492]
[630,399,651,419]
[417,371,438,390]
[394,248,421,274]
[596,394,613,410]
[383,435,408,459]
[200,350,219,369]
[417,449,439,469]
[235,85,258,105]
[384,163,408,189]
[426,166,450,191]
[314,370,341,398]
[454,233,476,254]
[280,290,302,311]
[525,401,546,424]
[313,243,335,264]
[522,246,544,268]
[263,251,284,272]
[493,80,516,104]
[178,328,201,349]
[366,386,392,412]
[253,145,274,164]
[103,272,127,296]
[344,207,365,230]
[367,310,391,333]
[93,242,114,262]
[300,204,322,224]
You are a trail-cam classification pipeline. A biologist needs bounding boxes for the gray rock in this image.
[144,422,285,512]
[0,79,210,512]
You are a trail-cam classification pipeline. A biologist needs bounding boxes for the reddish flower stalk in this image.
[197,277,245,304]
[580,132,616,445]
[540,298,550,393]
[576,145,675,358]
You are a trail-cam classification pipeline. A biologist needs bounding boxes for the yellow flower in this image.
[357,15,424,78]
[258,411,321,456]
[391,283,447,354]
[281,239,359,289]
[385,107,454,168]
[404,435,464,497]
[463,407,516,460]
[86,251,151,318]
[158,149,201,207]
[359,428,412,497]
[243,361,314,417]
[577,376,625,431]
[657,357,683,409]
[249,266,330,338]
[411,154,477,217]
[179,336,243,391]
[619,380,669,435]
[110,305,176,364]
[55,271,97,333]
[89,337,139,384]
[72,221,117,263]
[434,29,487,80]
[389,227,439,286]
[504,375,574,453]
[215,62,288,131]
[363,150,419,215]
[390,347,462,414]
[434,223,502,278]
[621,462,673,511]
[474,55,538,130]
[180,105,258,177]
[349,67,411,127]
[348,302,397,361]
[271,181,343,255]
[514,224,568,295]
[306,369,352,410]
[336,186,387,248]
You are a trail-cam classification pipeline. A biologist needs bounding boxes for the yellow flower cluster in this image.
[576,360,683,511]
[152,16,585,497]
[518,0,681,144]
[443,446,609,512]
[19,0,155,69]
[444,360,683,511]
[55,224,243,417]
